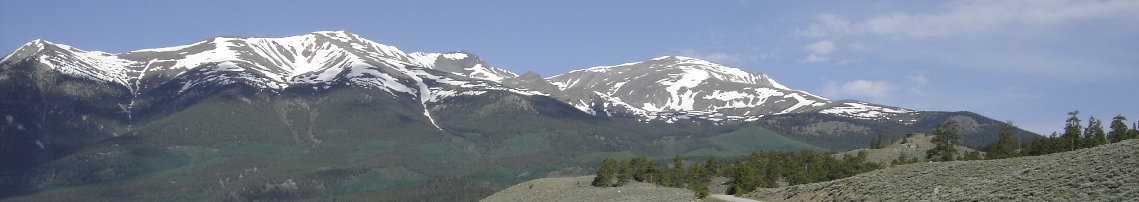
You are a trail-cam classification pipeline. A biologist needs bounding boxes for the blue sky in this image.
[2,0,1137,135]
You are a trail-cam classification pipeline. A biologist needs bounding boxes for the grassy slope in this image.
[696,125,827,157]
[747,139,1139,201]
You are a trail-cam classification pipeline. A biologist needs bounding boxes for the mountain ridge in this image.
[1,31,919,124]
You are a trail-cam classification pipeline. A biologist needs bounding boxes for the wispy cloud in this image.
[804,40,835,54]
[791,0,1139,80]
[796,0,1139,38]
[800,40,836,63]
[820,73,929,102]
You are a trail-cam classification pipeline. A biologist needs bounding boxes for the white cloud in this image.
[800,40,837,63]
[797,0,1139,38]
[793,14,857,37]
[801,54,828,63]
[823,80,897,99]
[804,40,836,54]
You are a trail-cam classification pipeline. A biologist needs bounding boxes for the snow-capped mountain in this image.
[0,31,915,124]
[0,31,540,130]
[539,56,829,121]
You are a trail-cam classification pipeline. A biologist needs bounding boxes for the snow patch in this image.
[441,52,468,60]
[819,102,914,119]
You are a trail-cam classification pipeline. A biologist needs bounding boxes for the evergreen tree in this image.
[1130,122,1139,141]
[688,163,712,184]
[1085,117,1108,147]
[592,157,618,187]
[1062,111,1083,151]
[690,178,710,199]
[927,120,960,161]
[631,156,654,182]
[762,153,784,188]
[985,122,1020,159]
[616,159,632,186]
[657,166,677,187]
[704,156,722,176]
[728,163,759,196]
[1109,115,1130,143]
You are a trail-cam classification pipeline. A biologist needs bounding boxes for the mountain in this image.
[0,31,1038,200]
[543,56,826,119]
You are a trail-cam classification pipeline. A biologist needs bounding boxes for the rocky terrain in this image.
[748,139,1139,201]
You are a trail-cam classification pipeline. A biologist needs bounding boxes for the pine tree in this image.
[728,163,759,196]
[1062,111,1083,151]
[631,156,654,182]
[690,178,710,199]
[1109,115,1130,143]
[616,159,632,186]
[591,157,618,187]
[985,122,1020,159]
[1085,117,1108,147]
[657,166,675,187]
[1130,122,1139,140]
[704,156,722,176]
[927,120,960,161]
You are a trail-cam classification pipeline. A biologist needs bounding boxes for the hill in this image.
[483,139,1137,201]
[747,139,1139,201]
[833,133,980,165]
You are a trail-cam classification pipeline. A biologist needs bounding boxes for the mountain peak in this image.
[311,30,355,36]
[651,55,699,61]
[2,39,50,62]
[517,71,543,80]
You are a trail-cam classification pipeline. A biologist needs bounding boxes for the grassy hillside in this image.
[746,139,1139,201]
[757,112,1040,151]
[482,139,1139,201]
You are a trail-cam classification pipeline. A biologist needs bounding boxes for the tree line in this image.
[896,111,1139,163]
[591,151,882,198]
[1020,112,1139,156]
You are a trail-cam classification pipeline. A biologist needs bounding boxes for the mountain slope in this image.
[541,56,829,120]
[746,139,1139,201]
[481,140,1139,201]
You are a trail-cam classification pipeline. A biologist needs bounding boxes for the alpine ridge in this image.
[0,30,916,123]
